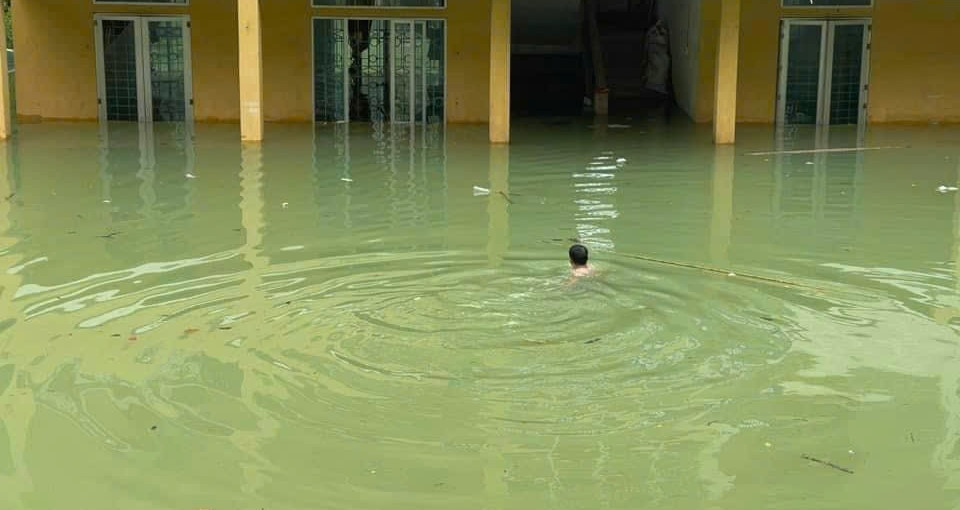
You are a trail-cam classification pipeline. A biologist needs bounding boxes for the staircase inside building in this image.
[592,0,671,114]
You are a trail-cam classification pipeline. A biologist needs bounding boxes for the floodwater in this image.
[1,118,960,509]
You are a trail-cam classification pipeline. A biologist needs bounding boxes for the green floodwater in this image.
[1,119,960,509]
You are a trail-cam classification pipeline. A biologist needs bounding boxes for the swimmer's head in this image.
[569,244,589,267]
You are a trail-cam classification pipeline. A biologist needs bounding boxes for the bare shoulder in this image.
[572,265,597,278]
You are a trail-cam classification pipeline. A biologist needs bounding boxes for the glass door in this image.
[95,16,193,124]
[144,18,192,123]
[96,18,143,122]
[390,20,415,124]
[777,19,870,126]
[314,18,445,124]
[825,21,869,125]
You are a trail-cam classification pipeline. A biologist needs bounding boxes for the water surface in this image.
[2,119,960,509]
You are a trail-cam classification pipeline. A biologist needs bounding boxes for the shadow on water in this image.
[1,120,960,508]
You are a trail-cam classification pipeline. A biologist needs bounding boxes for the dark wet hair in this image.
[569,244,589,266]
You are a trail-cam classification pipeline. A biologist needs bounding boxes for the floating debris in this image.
[185,173,197,179]
[937,185,958,193]
[616,157,627,164]
[282,202,289,209]
[801,454,854,474]
[341,177,354,183]
[472,186,490,196]
[747,145,906,156]
[584,337,601,344]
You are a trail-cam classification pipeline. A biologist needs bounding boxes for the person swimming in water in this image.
[569,244,595,277]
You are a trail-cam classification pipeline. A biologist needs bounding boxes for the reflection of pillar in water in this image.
[235,141,282,495]
[0,142,36,506]
[487,144,510,266]
[954,155,960,293]
[0,142,18,321]
[709,146,735,265]
[240,143,268,276]
[935,152,960,493]
[922,155,960,495]
[0,142,16,305]
[934,156,960,325]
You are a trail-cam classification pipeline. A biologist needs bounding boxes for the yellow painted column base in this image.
[713,0,741,145]
[489,0,511,144]
[238,0,264,143]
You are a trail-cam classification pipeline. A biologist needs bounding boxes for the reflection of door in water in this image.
[314,18,445,124]
[95,16,193,123]
[777,19,870,126]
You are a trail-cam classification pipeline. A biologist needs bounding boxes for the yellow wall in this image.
[13,0,490,124]
[869,0,960,123]
[697,0,960,124]
[12,0,238,122]
[262,2,491,123]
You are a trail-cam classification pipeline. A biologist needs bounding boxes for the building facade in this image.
[10,0,510,141]
[662,0,960,126]
[5,0,959,145]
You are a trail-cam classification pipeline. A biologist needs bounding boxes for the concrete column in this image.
[584,0,608,116]
[238,0,264,142]
[713,0,741,145]
[0,1,12,140]
[489,0,511,144]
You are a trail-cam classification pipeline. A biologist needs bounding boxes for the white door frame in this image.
[777,18,871,126]
[94,14,193,124]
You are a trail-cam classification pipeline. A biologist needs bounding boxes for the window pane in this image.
[783,0,871,6]
[829,24,866,125]
[313,0,444,7]
[101,19,140,122]
[783,24,823,125]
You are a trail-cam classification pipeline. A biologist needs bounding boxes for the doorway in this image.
[94,16,193,124]
[777,19,871,126]
[313,18,445,124]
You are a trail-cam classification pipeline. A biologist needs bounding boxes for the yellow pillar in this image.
[489,0,511,144]
[0,0,12,140]
[713,0,740,145]
[238,0,264,142]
